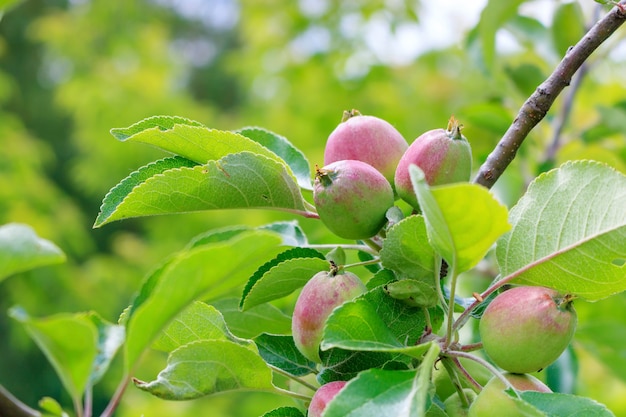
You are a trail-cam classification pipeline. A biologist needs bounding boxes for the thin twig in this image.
[474,2,626,189]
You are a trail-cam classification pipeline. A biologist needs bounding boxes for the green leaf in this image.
[552,2,586,57]
[211,298,292,339]
[380,215,436,281]
[152,301,245,352]
[519,391,615,417]
[240,247,327,311]
[134,340,275,400]
[124,229,282,371]
[94,152,310,227]
[236,126,312,190]
[110,116,286,168]
[95,156,198,227]
[261,407,305,417]
[259,221,309,247]
[254,333,317,377]
[478,0,528,71]
[9,308,99,403]
[496,161,626,301]
[0,223,66,281]
[409,165,511,273]
[324,343,440,417]
[322,287,443,358]
[38,397,70,417]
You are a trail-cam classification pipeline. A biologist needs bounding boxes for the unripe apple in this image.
[443,389,477,417]
[479,286,577,374]
[308,380,347,417]
[292,270,367,362]
[468,373,551,417]
[313,160,394,240]
[324,110,408,189]
[394,117,472,210]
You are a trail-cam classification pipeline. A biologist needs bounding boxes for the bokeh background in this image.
[1,0,626,415]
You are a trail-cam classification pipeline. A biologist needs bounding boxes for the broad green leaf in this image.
[324,344,439,417]
[152,301,247,352]
[134,340,275,400]
[322,287,443,358]
[124,229,282,371]
[212,298,292,339]
[9,308,99,403]
[241,247,327,310]
[259,221,309,247]
[478,0,528,70]
[236,127,312,190]
[261,407,305,417]
[380,215,436,281]
[94,152,310,227]
[0,223,66,281]
[110,116,286,168]
[409,165,511,273]
[519,391,615,417]
[254,333,317,376]
[552,2,585,57]
[496,161,626,301]
[95,156,198,227]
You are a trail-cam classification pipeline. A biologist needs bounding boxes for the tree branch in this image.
[474,2,626,189]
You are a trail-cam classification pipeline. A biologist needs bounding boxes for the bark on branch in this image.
[474,2,626,189]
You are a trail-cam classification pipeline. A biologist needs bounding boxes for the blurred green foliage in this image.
[0,0,625,416]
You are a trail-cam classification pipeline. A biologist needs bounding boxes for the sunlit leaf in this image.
[152,301,246,352]
[240,247,327,310]
[212,298,292,339]
[110,116,285,167]
[134,340,274,400]
[0,223,66,281]
[124,229,282,371]
[94,152,310,227]
[254,333,317,377]
[9,308,99,403]
[236,126,312,190]
[409,165,511,273]
[497,161,626,301]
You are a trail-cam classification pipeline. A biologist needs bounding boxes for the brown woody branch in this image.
[474,2,626,189]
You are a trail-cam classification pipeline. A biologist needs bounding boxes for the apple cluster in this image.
[314,110,472,240]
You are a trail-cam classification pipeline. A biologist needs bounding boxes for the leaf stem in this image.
[272,386,313,402]
[474,1,626,189]
[343,258,381,269]
[268,365,318,392]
